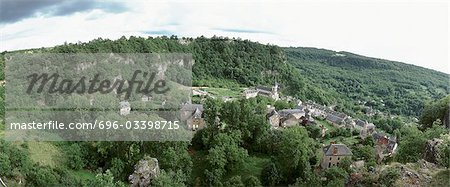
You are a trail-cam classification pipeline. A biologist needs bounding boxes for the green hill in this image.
[284,47,449,116]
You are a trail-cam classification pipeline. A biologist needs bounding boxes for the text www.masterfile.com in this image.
[9,120,181,130]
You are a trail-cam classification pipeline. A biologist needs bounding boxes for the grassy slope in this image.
[429,169,450,187]
[27,141,66,168]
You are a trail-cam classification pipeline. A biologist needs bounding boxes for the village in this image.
[129,82,400,171]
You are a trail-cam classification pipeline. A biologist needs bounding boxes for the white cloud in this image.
[1,0,448,73]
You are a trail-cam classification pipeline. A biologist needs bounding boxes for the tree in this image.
[0,152,11,176]
[204,131,248,186]
[91,170,126,187]
[306,125,322,139]
[65,143,86,170]
[158,146,192,181]
[27,165,60,187]
[437,134,450,168]
[396,125,426,163]
[425,119,448,139]
[379,167,400,187]
[293,170,322,187]
[261,162,281,186]
[322,167,348,186]
[338,157,352,173]
[110,158,125,180]
[274,100,293,110]
[420,95,450,129]
[152,170,186,187]
[224,176,245,187]
[276,127,318,183]
[243,175,262,187]
[352,145,375,163]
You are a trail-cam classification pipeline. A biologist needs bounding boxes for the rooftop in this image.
[323,144,353,156]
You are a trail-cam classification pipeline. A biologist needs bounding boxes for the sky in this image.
[0,0,448,74]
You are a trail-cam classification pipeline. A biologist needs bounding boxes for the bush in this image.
[110,158,125,180]
[243,175,262,187]
[152,170,186,187]
[65,143,86,170]
[224,176,244,187]
[261,162,281,186]
[379,167,400,187]
[306,125,322,139]
[0,152,11,176]
[26,165,60,187]
[437,134,450,168]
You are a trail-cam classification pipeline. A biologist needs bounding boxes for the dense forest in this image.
[0,36,449,186]
[285,47,449,117]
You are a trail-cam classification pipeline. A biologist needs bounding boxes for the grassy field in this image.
[315,119,360,145]
[28,141,66,168]
[70,170,96,182]
[200,87,244,98]
[315,119,336,131]
[226,154,270,179]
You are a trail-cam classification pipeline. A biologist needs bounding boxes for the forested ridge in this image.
[285,47,449,117]
[3,36,447,117]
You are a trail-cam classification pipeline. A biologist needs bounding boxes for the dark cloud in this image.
[0,0,127,24]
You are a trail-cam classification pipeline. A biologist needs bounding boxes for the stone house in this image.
[120,101,131,116]
[321,143,353,169]
[267,110,280,129]
[336,112,348,119]
[279,109,306,119]
[281,114,300,127]
[141,95,152,102]
[180,104,205,131]
[360,123,376,139]
[326,114,345,127]
[355,119,368,129]
[344,118,356,128]
[243,89,258,99]
[266,105,276,114]
[243,83,280,100]
[192,89,208,96]
[372,132,397,163]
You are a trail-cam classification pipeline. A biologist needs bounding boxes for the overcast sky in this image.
[1,0,448,73]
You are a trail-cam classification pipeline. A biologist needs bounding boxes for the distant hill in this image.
[1,36,448,117]
[284,47,449,116]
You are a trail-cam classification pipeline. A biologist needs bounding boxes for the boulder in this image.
[423,138,443,164]
[129,156,160,187]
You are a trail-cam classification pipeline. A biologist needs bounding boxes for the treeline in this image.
[5,36,446,117]
[420,95,450,129]
[39,36,306,97]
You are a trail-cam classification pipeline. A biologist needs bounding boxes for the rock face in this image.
[396,159,439,187]
[423,138,443,164]
[129,156,160,187]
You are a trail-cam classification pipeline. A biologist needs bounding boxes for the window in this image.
[329,157,332,160]
[338,157,340,160]
[328,162,331,168]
